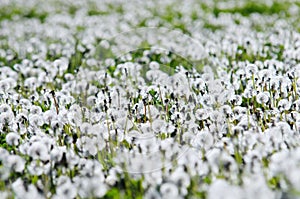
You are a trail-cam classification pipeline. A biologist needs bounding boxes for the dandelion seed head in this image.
[28,141,49,161]
[160,182,178,198]
[5,155,25,173]
[6,132,20,146]
[256,92,269,104]
[278,99,291,111]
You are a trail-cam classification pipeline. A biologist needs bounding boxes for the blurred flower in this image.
[160,182,178,198]
[53,176,77,199]
[207,179,244,199]
[6,132,20,146]
[195,108,209,120]
[28,141,50,161]
[256,92,269,104]
[4,155,25,173]
[278,99,291,111]
[152,119,165,134]
[12,178,43,199]
[191,130,214,150]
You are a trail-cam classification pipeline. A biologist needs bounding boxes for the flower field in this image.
[1,0,300,198]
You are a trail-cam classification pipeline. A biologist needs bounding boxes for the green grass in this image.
[0,6,47,22]
[203,23,223,32]
[213,1,291,17]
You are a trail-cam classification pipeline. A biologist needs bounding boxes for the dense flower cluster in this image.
[0,0,300,198]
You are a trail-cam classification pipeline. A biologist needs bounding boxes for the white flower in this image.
[0,80,10,93]
[12,178,43,199]
[152,119,165,133]
[243,174,276,199]
[80,122,92,135]
[220,105,233,118]
[245,63,258,77]
[146,69,163,82]
[200,94,213,106]
[29,105,42,115]
[76,136,98,156]
[207,179,244,199]
[229,95,242,106]
[53,58,69,75]
[67,110,82,126]
[65,150,79,170]
[149,61,160,70]
[0,191,9,199]
[170,166,190,188]
[24,77,38,90]
[195,108,209,120]
[5,132,20,146]
[209,110,224,124]
[160,182,178,198]
[50,146,65,163]
[28,141,50,161]
[256,92,269,104]
[161,122,176,134]
[145,187,161,199]
[53,177,77,199]
[105,174,118,186]
[43,109,57,124]
[5,155,25,172]
[74,176,107,198]
[148,105,160,119]
[29,114,44,127]
[285,167,300,191]
[233,106,247,120]
[278,99,291,111]
[0,111,14,126]
[191,130,214,150]
[116,117,133,130]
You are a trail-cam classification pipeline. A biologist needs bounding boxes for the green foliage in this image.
[67,43,83,74]
[104,178,144,199]
[0,133,14,152]
[234,150,243,165]
[0,6,47,22]
[213,1,290,17]
[203,23,223,32]
[268,176,281,189]
[104,188,121,199]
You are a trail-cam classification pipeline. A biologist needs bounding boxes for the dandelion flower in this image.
[152,119,165,134]
[5,155,25,173]
[6,132,20,146]
[278,99,291,111]
[28,141,50,161]
[160,182,179,198]
[195,108,209,120]
[256,92,269,104]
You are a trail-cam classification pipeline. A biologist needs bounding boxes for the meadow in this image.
[0,0,300,198]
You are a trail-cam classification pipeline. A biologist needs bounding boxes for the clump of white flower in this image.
[0,0,300,198]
